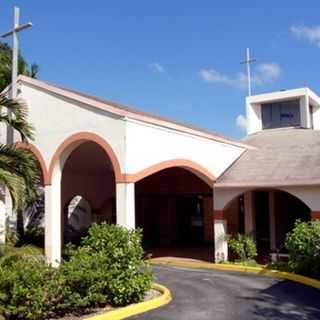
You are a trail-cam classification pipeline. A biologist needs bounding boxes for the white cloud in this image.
[236,114,247,131]
[149,62,165,73]
[199,69,231,84]
[199,63,281,88]
[253,63,281,85]
[290,25,320,47]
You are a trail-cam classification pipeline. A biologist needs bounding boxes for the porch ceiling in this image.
[215,128,320,188]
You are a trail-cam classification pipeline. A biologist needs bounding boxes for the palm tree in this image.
[0,94,40,238]
[0,42,39,92]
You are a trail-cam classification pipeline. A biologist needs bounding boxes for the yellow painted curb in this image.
[86,283,171,320]
[151,257,320,290]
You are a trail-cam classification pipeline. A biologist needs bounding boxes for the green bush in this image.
[0,223,153,319]
[285,219,320,276]
[227,233,257,262]
[0,244,43,259]
[0,255,64,320]
[62,223,152,306]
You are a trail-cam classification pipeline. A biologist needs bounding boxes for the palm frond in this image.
[0,144,40,208]
[0,95,34,141]
[0,169,26,211]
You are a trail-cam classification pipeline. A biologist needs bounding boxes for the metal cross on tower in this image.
[240,48,256,96]
[1,6,33,100]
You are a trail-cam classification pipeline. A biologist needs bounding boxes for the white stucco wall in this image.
[18,83,126,173]
[246,102,262,135]
[214,187,244,210]
[281,186,320,211]
[18,80,246,184]
[312,104,320,130]
[124,118,245,179]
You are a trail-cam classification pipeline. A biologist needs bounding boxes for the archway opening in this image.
[61,141,116,245]
[135,167,213,261]
[224,189,311,263]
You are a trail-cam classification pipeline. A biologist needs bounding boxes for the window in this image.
[262,99,300,129]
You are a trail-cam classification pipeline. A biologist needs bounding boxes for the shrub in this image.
[285,219,320,276]
[79,223,153,305]
[0,223,153,319]
[0,244,43,259]
[0,255,64,320]
[227,233,257,262]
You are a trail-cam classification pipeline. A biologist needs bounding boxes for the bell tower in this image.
[245,88,320,135]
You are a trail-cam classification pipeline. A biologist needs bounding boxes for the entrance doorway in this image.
[223,189,311,261]
[135,167,213,261]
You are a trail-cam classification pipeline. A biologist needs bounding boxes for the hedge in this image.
[0,223,153,320]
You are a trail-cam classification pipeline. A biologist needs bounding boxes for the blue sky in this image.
[1,1,320,138]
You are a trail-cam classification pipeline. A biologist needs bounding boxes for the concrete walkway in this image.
[131,265,320,320]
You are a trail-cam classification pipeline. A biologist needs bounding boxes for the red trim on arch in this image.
[124,159,216,186]
[14,142,50,185]
[311,211,320,220]
[48,132,123,184]
[213,210,225,220]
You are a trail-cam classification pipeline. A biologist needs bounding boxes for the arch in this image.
[14,142,50,185]
[48,132,122,184]
[126,159,216,186]
[219,187,312,212]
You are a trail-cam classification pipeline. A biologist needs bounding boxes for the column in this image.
[244,191,256,239]
[203,196,214,242]
[214,210,228,262]
[269,191,276,251]
[300,95,311,129]
[116,183,135,229]
[44,172,61,267]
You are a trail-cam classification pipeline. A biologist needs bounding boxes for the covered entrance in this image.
[224,189,311,262]
[135,167,214,261]
[61,140,116,245]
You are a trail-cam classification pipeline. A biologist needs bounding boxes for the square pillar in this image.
[300,95,311,129]
[244,191,256,239]
[269,191,276,251]
[214,210,228,262]
[45,180,61,267]
[116,183,135,229]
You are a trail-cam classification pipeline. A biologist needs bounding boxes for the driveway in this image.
[131,265,320,320]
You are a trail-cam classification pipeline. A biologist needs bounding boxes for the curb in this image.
[87,283,171,320]
[150,257,320,290]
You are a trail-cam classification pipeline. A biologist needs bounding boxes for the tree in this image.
[0,95,40,241]
[0,42,39,92]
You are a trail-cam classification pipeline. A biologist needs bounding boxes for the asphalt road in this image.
[131,265,320,320]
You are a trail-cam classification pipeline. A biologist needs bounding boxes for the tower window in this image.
[261,99,300,129]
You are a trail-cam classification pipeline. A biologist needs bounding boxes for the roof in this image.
[17,75,250,149]
[215,127,320,188]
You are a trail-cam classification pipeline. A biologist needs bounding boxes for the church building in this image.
[2,75,320,265]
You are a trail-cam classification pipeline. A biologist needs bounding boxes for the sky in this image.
[1,1,320,139]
